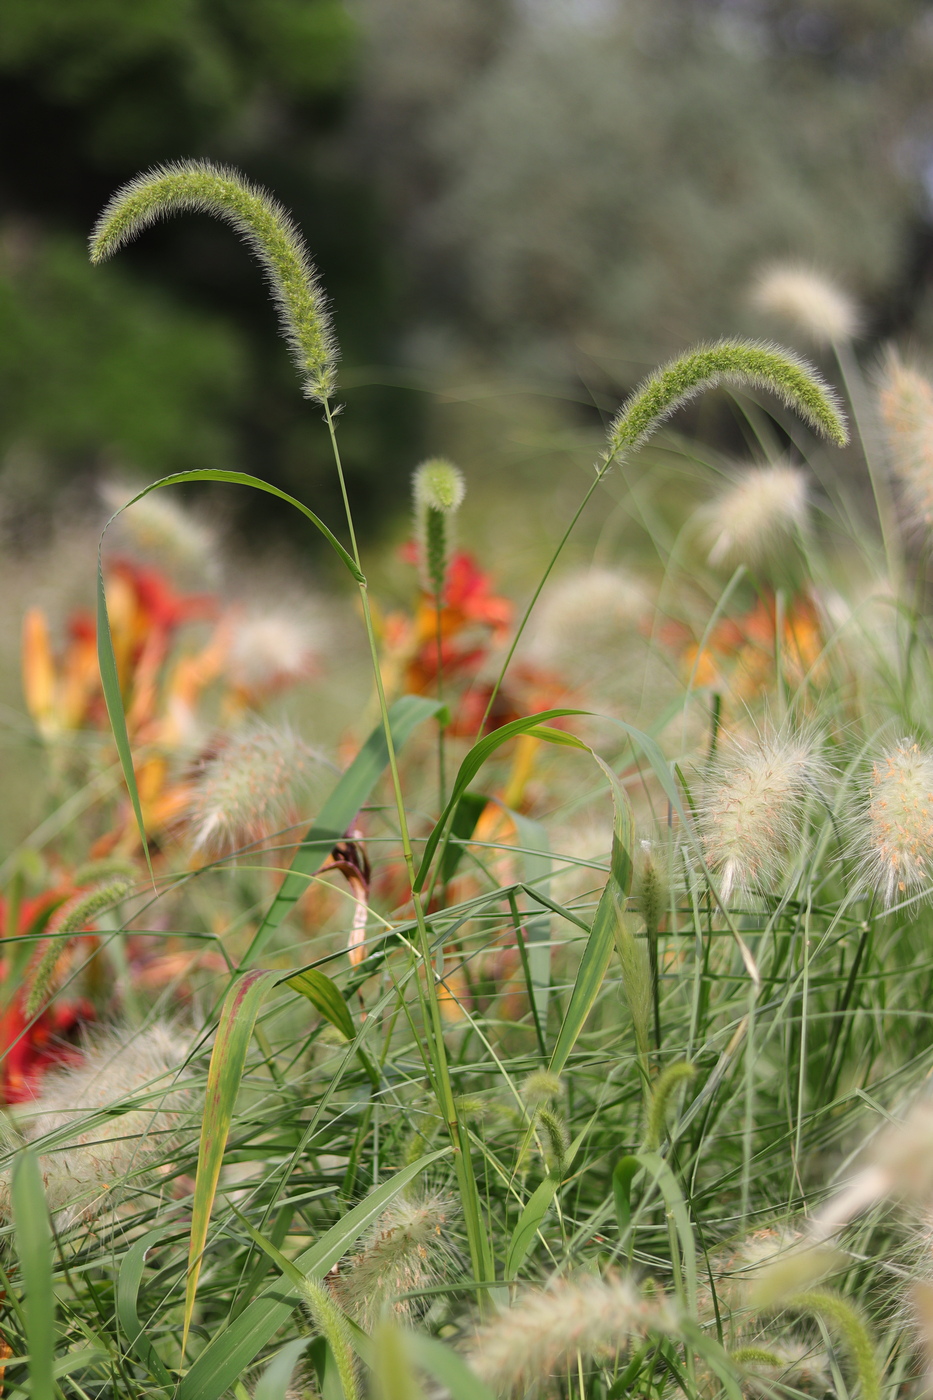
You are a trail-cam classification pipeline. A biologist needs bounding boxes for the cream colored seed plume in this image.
[0,1023,192,1228]
[751,264,860,347]
[529,567,649,663]
[101,481,215,575]
[877,350,933,529]
[706,463,809,569]
[861,738,933,907]
[225,610,320,693]
[699,729,826,902]
[466,1275,675,1396]
[333,1192,456,1331]
[183,719,318,855]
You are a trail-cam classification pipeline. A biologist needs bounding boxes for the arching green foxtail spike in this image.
[644,1060,697,1151]
[605,339,848,465]
[90,160,337,404]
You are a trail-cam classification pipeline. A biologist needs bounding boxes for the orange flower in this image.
[672,591,826,702]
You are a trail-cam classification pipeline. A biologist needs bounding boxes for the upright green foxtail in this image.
[413,457,465,596]
[605,339,848,465]
[90,160,337,403]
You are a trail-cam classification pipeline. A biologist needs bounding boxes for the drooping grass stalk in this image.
[91,161,492,1291]
[480,340,847,734]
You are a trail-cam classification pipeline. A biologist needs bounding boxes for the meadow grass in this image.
[1,170,932,1400]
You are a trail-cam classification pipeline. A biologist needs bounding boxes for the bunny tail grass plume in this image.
[0,1023,192,1228]
[877,349,933,529]
[706,463,810,569]
[858,738,933,907]
[413,458,465,596]
[751,264,861,347]
[183,719,319,855]
[466,1274,676,1396]
[90,160,337,402]
[333,1192,457,1331]
[25,878,133,1017]
[299,1278,360,1400]
[605,339,847,466]
[698,727,827,903]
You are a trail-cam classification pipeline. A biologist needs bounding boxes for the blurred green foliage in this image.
[0,0,420,548]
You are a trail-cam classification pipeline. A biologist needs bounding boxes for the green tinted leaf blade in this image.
[11,1148,56,1400]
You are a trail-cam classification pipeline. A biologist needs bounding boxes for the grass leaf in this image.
[11,1148,56,1400]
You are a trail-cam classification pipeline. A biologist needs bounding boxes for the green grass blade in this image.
[504,1175,559,1280]
[509,809,552,1034]
[177,1148,450,1400]
[405,1335,497,1400]
[285,969,355,1041]
[414,710,586,891]
[11,1148,56,1400]
[253,1339,312,1400]
[116,1225,176,1386]
[243,695,444,966]
[183,970,278,1356]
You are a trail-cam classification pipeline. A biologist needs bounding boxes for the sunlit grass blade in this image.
[11,1148,56,1400]
[183,969,278,1357]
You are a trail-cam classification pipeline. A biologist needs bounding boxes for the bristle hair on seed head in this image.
[856,737,933,908]
[522,1070,563,1107]
[412,458,465,514]
[466,1274,676,1396]
[751,263,861,347]
[605,339,848,467]
[90,160,337,403]
[705,462,810,570]
[182,719,319,856]
[876,349,933,531]
[698,727,828,903]
[333,1192,457,1331]
[0,1022,193,1228]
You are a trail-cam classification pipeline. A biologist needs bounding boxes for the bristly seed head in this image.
[859,737,933,907]
[877,349,933,531]
[698,728,827,902]
[333,1192,457,1331]
[413,458,465,596]
[466,1274,676,1396]
[705,462,809,569]
[90,160,337,403]
[182,719,319,855]
[751,263,861,347]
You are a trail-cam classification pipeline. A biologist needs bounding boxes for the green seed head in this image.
[90,159,337,403]
[413,458,465,595]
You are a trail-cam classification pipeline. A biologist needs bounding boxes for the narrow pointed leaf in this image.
[183,970,278,1354]
[11,1149,56,1400]
[505,1175,559,1279]
[285,968,355,1041]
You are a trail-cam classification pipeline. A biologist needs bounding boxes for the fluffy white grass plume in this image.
[0,1023,192,1227]
[465,1274,676,1395]
[528,567,648,663]
[698,728,827,902]
[751,264,860,347]
[859,738,933,907]
[333,1192,457,1330]
[101,480,216,577]
[876,350,933,529]
[810,1098,933,1241]
[705,463,809,569]
[183,719,319,855]
[225,609,320,694]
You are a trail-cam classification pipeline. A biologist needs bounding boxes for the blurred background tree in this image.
[4,0,933,549]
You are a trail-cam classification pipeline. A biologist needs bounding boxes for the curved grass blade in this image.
[11,1148,55,1400]
[414,710,586,892]
[505,1175,559,1280]
[243,694,444,966]
[405,1334,497,1400]
[183,969,279,1357]
[548,757,635,1075]
[178,1148,450,1400]
[253,1338,312,1400]
[116,1225,176,1387]
[285,968,355,1041]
